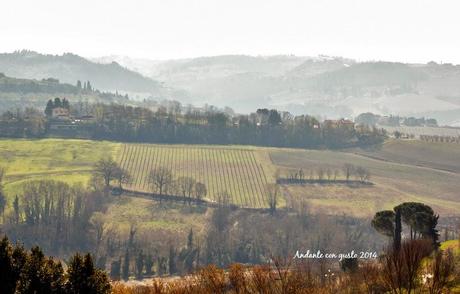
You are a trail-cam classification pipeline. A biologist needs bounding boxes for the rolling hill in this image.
[0,73,130,111]
[96,55,460,125]
[0,50,165,96]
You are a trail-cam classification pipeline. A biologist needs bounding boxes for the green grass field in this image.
[0,138,120,196]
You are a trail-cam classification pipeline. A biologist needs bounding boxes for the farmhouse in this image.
[51,107,70,120]
[323,119,355,130]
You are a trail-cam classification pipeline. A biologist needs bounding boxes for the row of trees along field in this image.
[96,156,277,209]
[94,157,207,205]
[420,134,460,143]
[278,163,371,184]
[0,101,387,149]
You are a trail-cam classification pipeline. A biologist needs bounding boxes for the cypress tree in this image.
[394,208,402,252]
[13,196,19,224]
[44,99,54,116]
[187,228,193,250]
[54,97,62,108]
[168,245,177,275]
[144,254,154,276]
[122,249,130,280]
[135,250,144,280]
[110,257,121,280]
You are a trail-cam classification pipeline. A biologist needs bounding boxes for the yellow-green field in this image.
[1,138,459,217]
[0,139,120,196]
[118,144,276,208]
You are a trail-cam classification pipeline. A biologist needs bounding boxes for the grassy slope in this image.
[269,146,460,217]
[354,140,460,173]
[0,138,120,197]
[104,196,212,237]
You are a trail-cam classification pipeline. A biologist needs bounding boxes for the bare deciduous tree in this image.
[355,166,370,183]
[148,167,173,196]
[317,168,325,182]
[113,167,131,189]
[94,157,119,187]
[90,212,107,255]
[194,182,207,202]
[177,176,196,204]
[216,190,231,207]
[342,163,355,182]
[333,169,340,181]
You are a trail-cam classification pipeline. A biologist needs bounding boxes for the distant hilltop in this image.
[0,50,164,95]
[2,50,460,126]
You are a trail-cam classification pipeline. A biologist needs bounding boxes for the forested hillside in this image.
[0,50,164,95]
[0,73,129,111]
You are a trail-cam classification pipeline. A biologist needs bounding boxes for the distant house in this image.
[323,119,355,130]
[51,107,70,120]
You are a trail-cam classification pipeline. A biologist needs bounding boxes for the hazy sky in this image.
[1,0,459,63]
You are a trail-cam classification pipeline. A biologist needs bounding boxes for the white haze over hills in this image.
[92,54,460,126]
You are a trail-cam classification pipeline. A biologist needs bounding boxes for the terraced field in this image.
[118,144,274,208]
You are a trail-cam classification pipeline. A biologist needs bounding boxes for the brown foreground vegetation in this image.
[111,239,459,294]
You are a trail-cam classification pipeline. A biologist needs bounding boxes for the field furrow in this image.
[118,144,272,208]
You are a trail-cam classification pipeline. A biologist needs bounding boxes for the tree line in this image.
[420,134,460,144]
[111,237,458,294]
[277,163,371,184]
[0,236,111,294]
[94,157,207,205]
[0,101,387,149]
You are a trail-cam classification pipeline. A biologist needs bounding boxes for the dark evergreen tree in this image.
[66,253,111,294]
[122,249,130,280]
[44,99,54,116]
[0,236,16,294]
[144,254,154,276]
[110,257,121,280]
[340,258,359,273]
[187,228,193,250]
[16,246,65,294]
[62,98,70,110]
[168,245,177,275]
[86,81,92,92]
[371,210,395,238]
[0,191,6,221]
[426,214,440,248]
[53,97,62,108]
[135,250,144,280]
[13,195,20,224]
[394,208,402,252]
